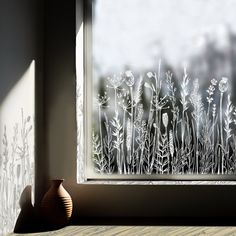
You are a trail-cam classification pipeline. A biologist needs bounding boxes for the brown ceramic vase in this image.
[41,179,73,228]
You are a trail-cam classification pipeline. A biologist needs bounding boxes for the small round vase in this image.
[41,179,73,228]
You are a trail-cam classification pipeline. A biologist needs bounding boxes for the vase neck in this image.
[51,179,64,188]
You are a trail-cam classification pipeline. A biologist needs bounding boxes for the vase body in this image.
[41,179,73,228]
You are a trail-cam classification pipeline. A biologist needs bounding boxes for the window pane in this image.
[89,0,236,178]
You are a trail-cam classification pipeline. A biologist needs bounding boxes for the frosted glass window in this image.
[83,0,236,179]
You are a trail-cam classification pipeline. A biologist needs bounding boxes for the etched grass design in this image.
[92,65,236,175]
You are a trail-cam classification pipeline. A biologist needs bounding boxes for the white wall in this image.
[0,0,43,234]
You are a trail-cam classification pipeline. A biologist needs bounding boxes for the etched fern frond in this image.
[144,132,154,174]
[92,133,101,156]
[110,112,124,173]
[111,112,124,149]
[155,133,169,174]
[92,132,107,173]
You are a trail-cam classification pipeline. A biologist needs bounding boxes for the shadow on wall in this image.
[14,185,60,233]
[14,186,35,233]
[0,0,38,104]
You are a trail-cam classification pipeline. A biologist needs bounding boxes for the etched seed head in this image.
[211,78,217,86]
[147,72,155,79]
[219,77,228,93]
[162,113,169,128]
[137,104,144,122]
[97,93,109,107]
[107,74,124,89]
[206,85,215,96]
[212,103,216,118]
[125,70,135,87]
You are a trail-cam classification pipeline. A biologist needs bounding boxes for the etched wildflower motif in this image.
[152,95,168,110]
[207,79,217,108]
[206,96,213,104]
[118,97,131,111]
[125,70,135,87]
[107,74,124,89]
[136,104,144,124]
[212,104,216,118]
[206,85,215,104]
[92,65,236,176]
[97,92,110,107]
[162,113,168,128]
[141,120,147,133]
[153,123,158,129]
[144,82,155,91]
[219,77,228,93]
[207,85,215,96]
[147,71,155,79]
[211,78,218,86]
